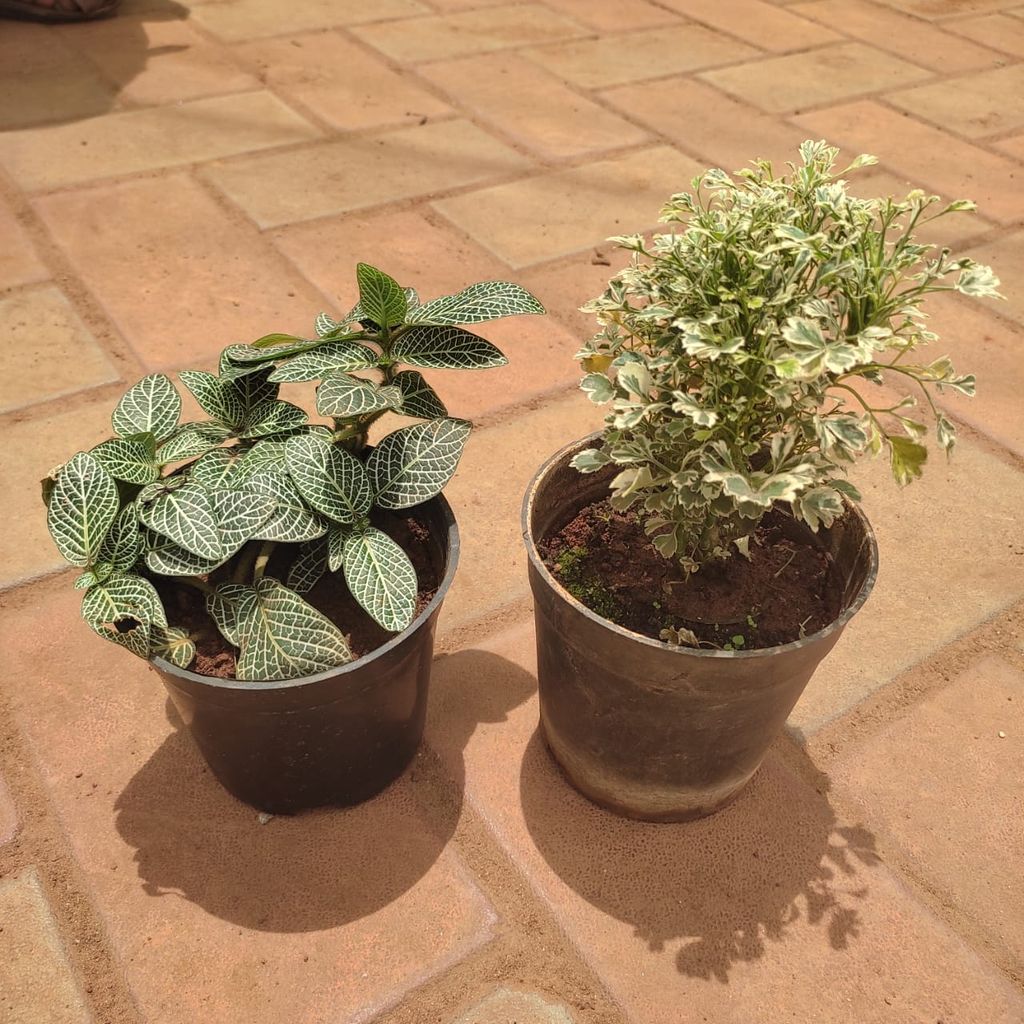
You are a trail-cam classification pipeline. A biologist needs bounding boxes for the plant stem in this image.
[253,541,277,582]
[233,542,260,584]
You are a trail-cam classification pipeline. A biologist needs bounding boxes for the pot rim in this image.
[153,492,460,690]
[522,433,879,660]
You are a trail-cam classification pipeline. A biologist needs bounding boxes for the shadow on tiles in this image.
[1,0,189,132]
[112,678,519,934]
[520,726,881,983]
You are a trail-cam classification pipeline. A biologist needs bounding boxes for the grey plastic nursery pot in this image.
[153,496,459,815]
[523,435,878,822]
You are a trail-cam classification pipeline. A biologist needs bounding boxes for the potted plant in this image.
[522,141,1001,821]
[44,263,543,813]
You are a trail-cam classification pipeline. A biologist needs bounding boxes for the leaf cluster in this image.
[573,141,1000,574]
[44,265,543,680]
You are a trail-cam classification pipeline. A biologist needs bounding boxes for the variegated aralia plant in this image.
[573,141,1001,586]
[43,264,543,681]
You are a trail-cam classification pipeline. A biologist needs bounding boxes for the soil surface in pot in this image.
[539,499,843,650]
[156,513,440,679]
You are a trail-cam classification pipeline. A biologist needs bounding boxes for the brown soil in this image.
[539,499,843,650]
[156,513,440,679]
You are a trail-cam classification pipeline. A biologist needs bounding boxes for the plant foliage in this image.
[573,141,1000,575]
[45,266,543,680]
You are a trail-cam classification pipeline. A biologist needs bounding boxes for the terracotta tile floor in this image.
[1,1,1022,1021]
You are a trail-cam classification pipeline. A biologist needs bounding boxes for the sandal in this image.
[0,0,119,21]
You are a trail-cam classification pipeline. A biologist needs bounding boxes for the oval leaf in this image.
[91,435,160,485]
[112,374,181,442]
[268,341,380,383]
[138,482,222,559]
[391,325,507,370]
[247,472,328,543]
[393,370,448,419]
[367,418,471,509]
[343,527,417,633]
[285,434,372,524]
[406,281,544,325]
[316,373,398,418]
[47,451,119,567]
[356,262,407,328]
[287,537,329,594]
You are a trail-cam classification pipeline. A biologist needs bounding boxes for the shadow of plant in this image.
[112,667,528,933]
[1,0,190,132]
[518,727,881,983]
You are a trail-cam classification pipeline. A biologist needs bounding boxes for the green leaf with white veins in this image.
[82,573,166,658]
[156,423,232,463]
[144,531,224,576]
[343,527,417,632]
[368,418,471,509]
[391,325,507,370]
[98,504,143,573]
[179,370,246,428]
[327,523,349,572]
[210,578,352,681]
[393,370,447,419]
[356,263,407,328]
[247,472,328,543]
[285,434,372,524]
[151,625,195,669]
[138,482,221,559]
[288,537,328,594]
[190,447,245,489]
[268,341,378,383]
[91,434,160,485]
[316,374,400,418]
[112,374,181,442]
[406,281,544,325]
[240,399,307,439]
[315,312,339,338]
[47,452,119,567]
[214,489,276,555]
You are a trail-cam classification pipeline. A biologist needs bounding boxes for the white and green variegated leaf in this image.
[404,287,419,310]
[327,523,350,572]
[240,399,307,439]
[247,472,328,543]
[284,434,372,524]
[268,341,379,383]
[393,370,448,419]
[368,418,471,509]
[210,578,352,681]
[98,503,143,573]
[151,625,196,669]
[179,370,246,428]
[213,489,276,555]
[580,372,615,404]
[91,434,160,485]
[406,281,544,326]
[889,435,927,486]
[138,482,221,559]
[343,526,417,632]
[570,447,611,473]
[156,423,232,463]
[391,325,507,370]
[145,531,224,576]
[356,262,407,328]
[190,447,245,489]
[112,374,181,442]
[47,452,119,567]
[287,537,329,594]
[316,373,400,418]
[81,572,166,658]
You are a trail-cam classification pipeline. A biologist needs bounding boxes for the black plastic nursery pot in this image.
[523,436,878,822]
[153,495,459,815]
